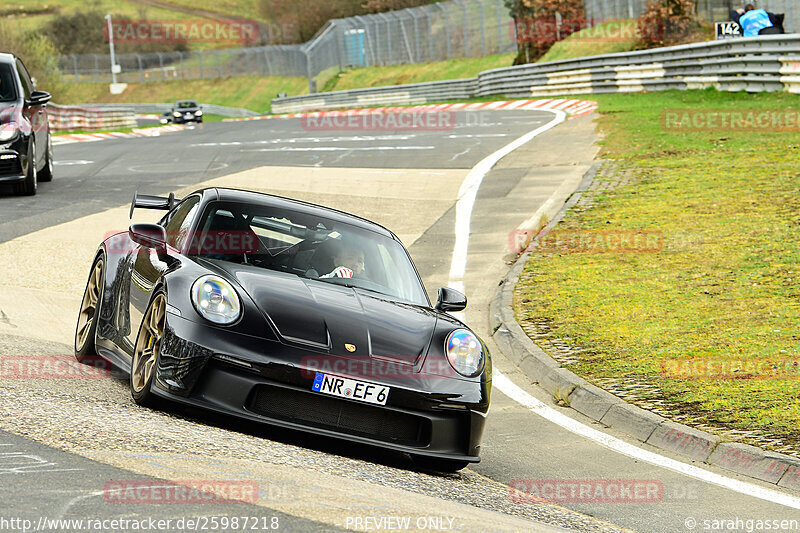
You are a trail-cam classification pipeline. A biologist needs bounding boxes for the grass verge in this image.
[55,76,309,114]
[323,53,516,92]
[514,89,800,451]
[537,20,640,63]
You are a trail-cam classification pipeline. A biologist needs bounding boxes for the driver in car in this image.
[321,238,366,279]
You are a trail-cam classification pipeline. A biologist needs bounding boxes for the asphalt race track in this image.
[0,111,798,532]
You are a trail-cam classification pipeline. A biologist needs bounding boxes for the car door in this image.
[124,196,201,356]
[15,59,44,166]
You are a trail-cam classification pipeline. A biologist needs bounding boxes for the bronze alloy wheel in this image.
[75,258,104,353]
[131,293,166,394]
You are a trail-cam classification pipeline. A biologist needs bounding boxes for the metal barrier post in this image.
[410,9,423,63]
[469,0,487,56]
[453,0,469,57]
[303,47,314,93]
[263,48,272,75]
[395,12,415,63]
[420,6,436,61]
[376,13,393,64]
[496,0,506,53]
[438,3,452,59]
[136,54,143,82]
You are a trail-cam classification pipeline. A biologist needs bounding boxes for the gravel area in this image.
[0,333,627,532]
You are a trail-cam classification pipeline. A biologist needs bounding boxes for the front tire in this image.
[38,133,54,182]
[75,256,104,360]
[130,291,167,407]
[15,140,36,196]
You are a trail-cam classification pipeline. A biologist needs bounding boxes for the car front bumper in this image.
[0,145,25,183]
[151,313,490,462]
[173,115,202,124]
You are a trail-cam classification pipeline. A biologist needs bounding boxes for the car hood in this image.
[216,263,437,364]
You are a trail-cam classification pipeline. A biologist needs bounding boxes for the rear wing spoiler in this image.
[129,192,181,219]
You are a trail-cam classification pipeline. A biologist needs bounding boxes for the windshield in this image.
[0,64,17,102]
[177,101,198,108]
[185,201,429,306]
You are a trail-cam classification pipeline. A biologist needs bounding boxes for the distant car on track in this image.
[74,188,491,472]
[0,52,53,196]
[171,100,203,124]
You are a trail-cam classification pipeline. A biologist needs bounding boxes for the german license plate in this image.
[311,373,389,405]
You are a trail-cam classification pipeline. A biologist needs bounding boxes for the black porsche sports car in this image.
[75,188,491,471]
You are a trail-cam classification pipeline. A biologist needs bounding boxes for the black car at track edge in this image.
[0,52,53,196]
[75,188,491,472]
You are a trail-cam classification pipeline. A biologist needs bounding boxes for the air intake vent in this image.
[249,385,430,447]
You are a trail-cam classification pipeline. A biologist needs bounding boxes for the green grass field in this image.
[323,53,517,92]
[537,20,640,63]
[514,89,800,451]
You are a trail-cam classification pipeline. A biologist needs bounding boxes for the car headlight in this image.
[0,122,18,142]
[445,329,484,377]
[191,275,241,325]
[194,110,203,116]
[173,112,181,117]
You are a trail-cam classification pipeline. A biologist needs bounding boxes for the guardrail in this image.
[48,105,137,131]
[272,78,478,114]
[272,35,800,114]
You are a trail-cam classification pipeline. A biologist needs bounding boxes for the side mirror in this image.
[129,223,167,250]
[27,90,51,106]
[435,287,467,312]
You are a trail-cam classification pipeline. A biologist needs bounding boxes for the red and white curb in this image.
[52,124,186,145]
[225,99,598,122]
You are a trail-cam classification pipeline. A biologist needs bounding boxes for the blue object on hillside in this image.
[739,9,773,37]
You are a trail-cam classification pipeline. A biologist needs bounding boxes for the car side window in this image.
[15,60,33,101]
[164,196,201,250]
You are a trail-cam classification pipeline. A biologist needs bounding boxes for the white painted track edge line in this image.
[447,110,566,284]
[494,371,800,510]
